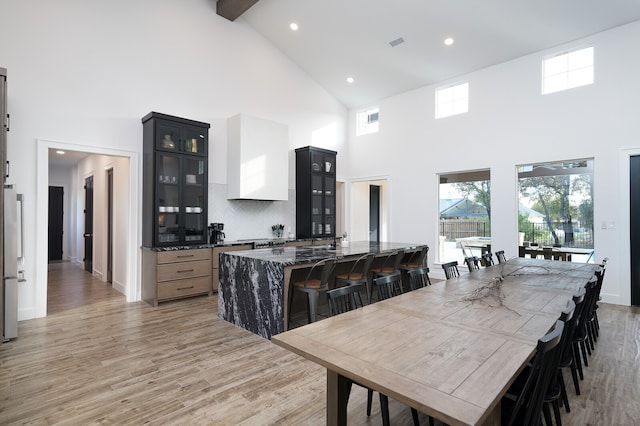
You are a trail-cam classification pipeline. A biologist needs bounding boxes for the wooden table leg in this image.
[327,370,349,426]
[481,399,501,425]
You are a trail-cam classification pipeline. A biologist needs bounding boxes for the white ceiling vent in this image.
[389,37,405,47]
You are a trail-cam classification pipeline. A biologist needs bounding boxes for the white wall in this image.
[0,0,347,320]
[345,21,640,306]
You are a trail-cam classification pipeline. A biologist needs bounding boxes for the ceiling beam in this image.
[217,0,260,21]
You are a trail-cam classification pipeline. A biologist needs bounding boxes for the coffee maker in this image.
[209,223,225,244]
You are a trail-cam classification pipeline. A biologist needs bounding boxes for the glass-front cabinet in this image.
[296,146,337,239]
[142,112,210,247]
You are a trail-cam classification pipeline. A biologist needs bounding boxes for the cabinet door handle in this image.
[177,285,195,291]
[177,269,194,273]
[177,254,195,258]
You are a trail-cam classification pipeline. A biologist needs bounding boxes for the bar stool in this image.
[398,245,430,288]
[371,249,405,277]
[370,250,405,300]
[335,253,375,304]
[288,258,337,327]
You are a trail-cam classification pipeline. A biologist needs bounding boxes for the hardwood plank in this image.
[0,261,637,425]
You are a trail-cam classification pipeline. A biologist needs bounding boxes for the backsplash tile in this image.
[208,183,296,240]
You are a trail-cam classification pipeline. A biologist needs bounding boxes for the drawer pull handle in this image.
[177,269,195,273]
[177,254,195,258]
[177,285,195,291]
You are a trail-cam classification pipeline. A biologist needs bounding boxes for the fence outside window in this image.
[520,221,593,248]
[440,220,488,241]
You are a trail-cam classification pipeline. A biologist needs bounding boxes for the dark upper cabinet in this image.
[142,112,210,247]
[295,146,337,239]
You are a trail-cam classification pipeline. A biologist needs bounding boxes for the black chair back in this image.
[407,267,431,291]
[464,256,480,272]
[327,284,365,316]
[299,258,337,288]
[496,250,507,264]
[441,261,460,279]
[344,253,375,280]
[504,320,565,426]
[373,273,403,300]
[481,252,495,267]
[402,245,429,268]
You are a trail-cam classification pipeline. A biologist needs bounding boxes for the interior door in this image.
[48,186,64,261]
[369,185,380,242]
[84,176,93,273]
[631,155,640,305]
[106,169,113,283]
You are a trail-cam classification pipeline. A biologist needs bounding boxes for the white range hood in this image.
[226,113,289,201]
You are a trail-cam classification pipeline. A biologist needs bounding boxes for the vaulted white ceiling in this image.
[240,0,640,108]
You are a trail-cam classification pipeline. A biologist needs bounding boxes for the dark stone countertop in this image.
[221,241,425,266]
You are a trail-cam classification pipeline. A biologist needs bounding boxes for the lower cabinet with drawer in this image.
[142,247,213,307]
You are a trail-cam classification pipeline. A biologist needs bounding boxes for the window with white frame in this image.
[542,46,594,95]
[435,82,469,119]
[356,107,379,136]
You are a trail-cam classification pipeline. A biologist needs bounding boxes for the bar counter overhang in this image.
[218,241,423,339]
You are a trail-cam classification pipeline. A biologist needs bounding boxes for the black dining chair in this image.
[572,275,598,380]
[370,250,405,301]
[480,252,495,267]
[495,250,507,264]
[464,256,480,272]
[399,245,429,290]
[373,273,404,300]
[407,267,432,291]
[543,300,576,426]
[559,288,586,399]
[327,283,365,316]
[592,257,609,333]
[585,267,606,350]
[441,261,460,279]
[502,320,565,426]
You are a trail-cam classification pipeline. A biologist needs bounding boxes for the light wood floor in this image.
[0,262,638,425]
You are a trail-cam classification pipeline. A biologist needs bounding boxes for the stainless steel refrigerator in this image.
[3,185,21,341]
[1,67,8,340]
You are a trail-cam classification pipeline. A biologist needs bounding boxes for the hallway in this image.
[47,261,123,315]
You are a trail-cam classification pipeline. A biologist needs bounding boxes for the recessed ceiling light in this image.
[56,150,65,155]
[290,22,298,31]
[346,77,354,84]
[444,37,454,46]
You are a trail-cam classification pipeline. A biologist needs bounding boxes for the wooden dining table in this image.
[271,258,599,425]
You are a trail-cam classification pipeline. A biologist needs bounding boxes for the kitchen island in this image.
[218,241,424,339]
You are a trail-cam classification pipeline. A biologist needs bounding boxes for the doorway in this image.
[36,139,139,318]
[349,178,389,242]
[369,185,380,243]
[631,155,640,305]
[84,176,94,273]
[106,168,113,283]
[48,186,64,261]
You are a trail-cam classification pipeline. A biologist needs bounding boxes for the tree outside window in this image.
[518,159,594,260]
[439,170,491,264]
